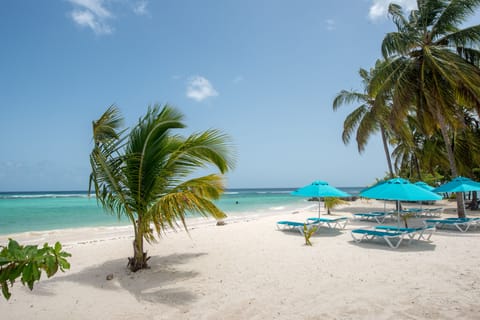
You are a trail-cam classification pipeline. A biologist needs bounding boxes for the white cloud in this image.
[325,19,335,31]
[68,0,150,34]
[368,0,417,21]
[69,0,113,34]
[186,76,219,102]
[69,0,112,18]
[71,9,113,34]
[233,75,244,84]
[133,1,149,15]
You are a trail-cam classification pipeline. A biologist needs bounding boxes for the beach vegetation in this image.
[89,104,235,271]
[324,197,348,215]
[0,239,71,300]
[370,0,480,218]
[303,224,317,246]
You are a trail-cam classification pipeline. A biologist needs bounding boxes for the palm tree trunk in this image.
[414,156,422,181]
[437,114,465,218]
[128,218,149,271]
[380,126,394,178]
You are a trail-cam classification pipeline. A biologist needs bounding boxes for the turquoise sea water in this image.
[0,188,362,235]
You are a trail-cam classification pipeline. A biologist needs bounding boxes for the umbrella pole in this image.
[318,199,321,218]
[397,200,400,228]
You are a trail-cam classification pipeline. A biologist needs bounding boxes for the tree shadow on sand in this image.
[49,252,207,306]
[278,227,343,238]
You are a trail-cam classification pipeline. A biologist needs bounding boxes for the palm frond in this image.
[332,90,368,111]
[355,109,379,152]
[432,0,480,38]
[341,105,368,145]
[92,105,124,144]
[147,174,226,239]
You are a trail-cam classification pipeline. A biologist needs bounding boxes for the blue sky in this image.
[1,0,478,191]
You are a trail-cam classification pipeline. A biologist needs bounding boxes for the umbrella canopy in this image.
[433,176,480,193]
[414,181,435,191]
[292,180,351,198]
[360,178,442,227]
[291,180,350,217]
[360,178,442,201]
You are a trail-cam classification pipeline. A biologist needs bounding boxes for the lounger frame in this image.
[306,217,348,229]
[352,211,393,224]
[425,218,480,232]
[375,225,435,241]
[351,229,410,249]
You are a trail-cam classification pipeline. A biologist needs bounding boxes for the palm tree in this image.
[333,62,395,178]
[371,0,480,217]
[324,197,347,215]
[89,104,235,271]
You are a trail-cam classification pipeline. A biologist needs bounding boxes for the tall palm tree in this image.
[89,104,235,271]
[371,0,480,217]
[333,62,395,178]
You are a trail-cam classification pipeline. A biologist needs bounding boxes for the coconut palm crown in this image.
[333,61,395,177]
[371,0,480,217]
[89,104,235,271]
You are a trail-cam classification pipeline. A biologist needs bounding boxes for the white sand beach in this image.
[1,199,480,320]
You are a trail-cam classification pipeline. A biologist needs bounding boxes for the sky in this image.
[0,0,478,191]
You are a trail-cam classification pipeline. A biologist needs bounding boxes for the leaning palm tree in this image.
[89,104,235,271]
[371,0,480,217]
[333,62,395,178]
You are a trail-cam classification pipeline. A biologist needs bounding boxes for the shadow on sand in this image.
[49,252,207,305]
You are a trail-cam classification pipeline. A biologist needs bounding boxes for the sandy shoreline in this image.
[1,199,480,319]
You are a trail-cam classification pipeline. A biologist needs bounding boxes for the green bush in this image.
[0,239,71,300]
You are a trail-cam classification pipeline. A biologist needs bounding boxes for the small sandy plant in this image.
[303,224,317,246]
[0,239,71,300]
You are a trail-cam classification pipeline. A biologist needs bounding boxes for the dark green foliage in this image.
[0,239,71,300]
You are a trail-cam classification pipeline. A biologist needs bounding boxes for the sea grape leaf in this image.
[0,239,71,300]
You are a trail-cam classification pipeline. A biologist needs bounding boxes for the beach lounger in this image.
[422,207,443,217]
[425,217,480,232]
[276,221,318,235]
[351,229,408,249]
[375,225,435,241]
[306,216,348,229]
[400,208,423,217]
[352,211,393,224]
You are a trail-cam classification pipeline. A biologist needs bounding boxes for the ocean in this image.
[0,187,362,235]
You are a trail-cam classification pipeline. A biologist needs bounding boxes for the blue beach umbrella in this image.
[414,181,435,191]
[360,178,442,227]
[433,176,480,193]
[291,180,351,217]
[361,178,442,202]
[433,176,480,213]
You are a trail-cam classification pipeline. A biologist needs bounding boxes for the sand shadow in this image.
[48,252,207,306]
[347,239,436,252]
[276,226,344,238]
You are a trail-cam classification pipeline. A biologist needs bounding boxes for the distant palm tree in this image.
[333,62,395,178]
[89,104,235,271]
[371,0,480,217]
